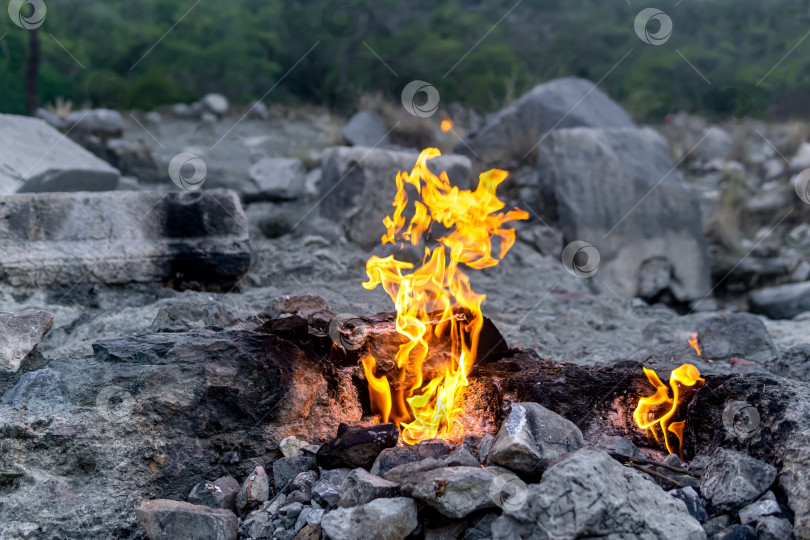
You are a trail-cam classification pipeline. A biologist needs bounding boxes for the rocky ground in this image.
[2,79,810,539]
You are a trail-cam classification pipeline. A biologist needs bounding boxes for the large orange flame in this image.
[633,364,704,458]
[362,148,527,444]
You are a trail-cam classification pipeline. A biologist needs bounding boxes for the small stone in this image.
[321,497,417,540]
[341,110,391,147]
[709,524,757,540]
[316,423,399,470]
[400,466,506,518]
[756,516,794,540]
[266,493,287,515]
[700,448,777,511]
[703,515,731,536]
[669,486,708,522]
[273,456,317,490]
[382,458,447,484]
[188,476,240,512]
[738,496,780,524]
[370,440,454,476]
[465,514,498,540]
[696,313,778,364]
[443,444,479,467]
[135,499,238,540]
[236,466,270,514]
[0,310,54,374]
[240,510,274,539]
[294,508,325,533]
[312,480,341,508]
[281,435,309,458]
[487,402,584,475]
[291,471,318,495]
[319,468,353,487]
[201,93,229,116]
[293,523,322,540]
[286,489,312,505]
[248,157,307,201]
[280,502,304,520]
[339,468,399,507]
[596,435,645,460]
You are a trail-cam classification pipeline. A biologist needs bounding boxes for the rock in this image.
[0,366,68,412]
[0,310,54,374]
[0,114,119,193]
[0,190,251,289]
[316,423,399,470]
[670,487,709,522]
[341,110,391,147]
[247,100,269,120]
[749,281,810,320]
[756,516,794,540]
[280,501,304,520]
[312,479,341,507]
[66,108,125,137]
[262,295,329,321]
[273,457,317,491]
[281,435,309,458]
[382,458,447,485]
[769,343,810,381]
[290,471,318,495]
[486,402,584,475]
[320,497,417,540]
[709,524,757,540]
[595,435,645,460]
[700,449,777,511]
[465,514,498,540]
[294,508,324,533]
[294,523,322,540]
[491,448,704,540]
[455,77,634,167]
[691,127,733,162]
[105,138,161,183]
[135,499,238,540]
[443,444,479,467]
[338,468,399,507]
[188,476,240,512]
[319,468,353,488]
[201,93,229,117]
[703,515,731,536]
[536,126,711,302]
[35,107,67,130]
[171,103,195,119]
[144,111,162,124]
[319,146,471,249]
[236,466,270,513]
[370,440,453,476]
[247,158,307,201]
[695,314,778,364]
[401,466,507,518]
[739,496,780,524]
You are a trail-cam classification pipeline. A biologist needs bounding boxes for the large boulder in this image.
[537,126,711,301]
[491,447,705,539]
[0,114,120,193]
[749,281,810,319]
[695,313,778,365]
[455,77,635,167]
[341,110,391,147]
[0,189,250,289]
[319,146,471,249]
[135,499,238,540]
[247,157,307,201]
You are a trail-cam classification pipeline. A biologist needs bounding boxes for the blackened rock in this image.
[273,457,317,491]
[135,499,238,540]
[700,449,776,511]
[749,281,810,320]
[703,515,731,536]
[370,439,454,476]
[670,487,709,522]
[316,423,399,469]
[696,314,778,364]
[709,524,757,540]
[188,476,240,512]
[261,316,309,341]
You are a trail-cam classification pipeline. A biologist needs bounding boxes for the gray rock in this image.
[66,109,125,137]
[312,479,341,507]
[171,103,195,119]
[749,281,810,320]
[319,468,353,488]
[247,157,307,201]
[247,100,269,120]
[769,343,810,381]
[240,510,274,539]
[455,77,634,167]
[279,501,304,520]
[444,444,480,467]
[0,113,119,193]
[695,314,778,364]
[0,367,68,412]
[670,487,709,522]
[135,499,238,540]
[703,515,731,536]
[370,439,453,476]
[700,448,777,511]
[316,423,399,470]
[491,447,704,540]
[537,126,711,302]
[188,476,240,512]
[321,497,417,540]
[294,507,324,533]
[401,466,507,518]
[236,466,270,513]
[290,470,318,496]
[486,402,584,475]
[201,93,229,117]
[596,435,645,460]
[465,514,498,540]
[273,457,318,491]
[105,138,161,183]
[756,516,794,540]
[0,190,250,288]
[381,458,447,484]
[341,110,391,147]
[0,310,53,373]
[262,295,329,321]
[738,496,780,524]
[319,146,471,249]
[35,108,67,130]
[338,468,399,507]
[709,524,757,540]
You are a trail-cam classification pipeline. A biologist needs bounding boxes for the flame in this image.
[688,332,701,356]
[362,148,527,444]
[440,119,453,132]
[633,364,704,457]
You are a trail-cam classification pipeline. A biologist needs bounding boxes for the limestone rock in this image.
[0,310,54,374]
[135,499,238,540]
[320,497,417,540]
[338,468,399,507]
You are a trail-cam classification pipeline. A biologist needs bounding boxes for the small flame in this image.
[440,119,453,132]
[688,332,701,356]
[633,364,704,458]
[362,148,527,444]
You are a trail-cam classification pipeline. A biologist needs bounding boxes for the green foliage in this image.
[1,0,809,120]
